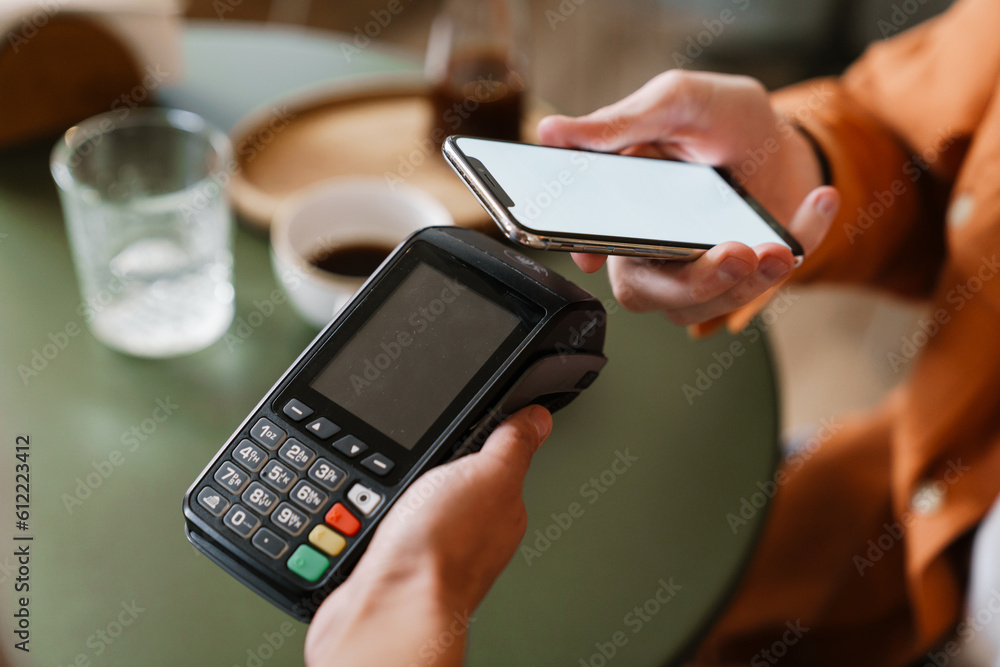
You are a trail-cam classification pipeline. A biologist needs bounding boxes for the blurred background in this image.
[183,0,953,436]
[186,0,955,112]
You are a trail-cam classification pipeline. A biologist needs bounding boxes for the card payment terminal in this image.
[182,226,607,620]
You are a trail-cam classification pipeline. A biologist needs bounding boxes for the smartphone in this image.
[443,136,803,260]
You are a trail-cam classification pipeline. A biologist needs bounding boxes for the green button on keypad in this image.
[287,544,329,582]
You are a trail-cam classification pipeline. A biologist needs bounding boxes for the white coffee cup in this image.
[271,178,453,328]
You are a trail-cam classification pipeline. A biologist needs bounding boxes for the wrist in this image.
[791,122,832,186]
[783,117,825,190]
[751,114,826,224]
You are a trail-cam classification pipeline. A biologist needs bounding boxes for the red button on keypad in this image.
[324,503,360,537]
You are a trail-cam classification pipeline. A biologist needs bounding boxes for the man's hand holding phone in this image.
[537,70,840,327]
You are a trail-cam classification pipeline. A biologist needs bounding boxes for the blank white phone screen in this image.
[456,137,790,249]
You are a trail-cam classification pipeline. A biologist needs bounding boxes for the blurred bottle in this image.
[425,0,529,150]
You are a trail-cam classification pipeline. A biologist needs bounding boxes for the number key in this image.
[271,502,309,537]
[308,458,346,492]
[223,504,260,538]
[290,480,328,514]
[232,439,268,472]
[250,418,286,450]
[261,460,297,493]
[279,439,315,471]
[241,482,278,516]
[214,462,249,494]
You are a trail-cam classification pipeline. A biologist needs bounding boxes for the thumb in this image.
[787,186,840,256]
[476,406,552,481]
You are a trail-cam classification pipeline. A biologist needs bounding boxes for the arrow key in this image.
[304,417,340,439]
[333,435,368,459]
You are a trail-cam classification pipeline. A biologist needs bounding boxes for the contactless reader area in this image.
[183,227,608,620]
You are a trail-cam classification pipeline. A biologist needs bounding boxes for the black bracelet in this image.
[793,122,833,186]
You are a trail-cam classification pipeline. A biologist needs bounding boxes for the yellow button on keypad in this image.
[309,524,346,557]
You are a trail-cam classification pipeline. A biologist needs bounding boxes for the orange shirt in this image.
[696,0,1000,664]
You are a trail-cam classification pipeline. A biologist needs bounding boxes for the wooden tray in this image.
[229,74,550,234]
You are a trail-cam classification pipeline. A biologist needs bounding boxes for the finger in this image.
[620,143,676,159]
[537,118,678,161]
[662,244,795,325]
[536,72,709,153]
[615,187,839,323]
[571,252,607,273]
[605,243,758,312]
[536,114,580,148]
[475,406,552,482]
[788,186,839,255]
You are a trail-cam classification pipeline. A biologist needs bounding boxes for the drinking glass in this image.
[51,108,235,358]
